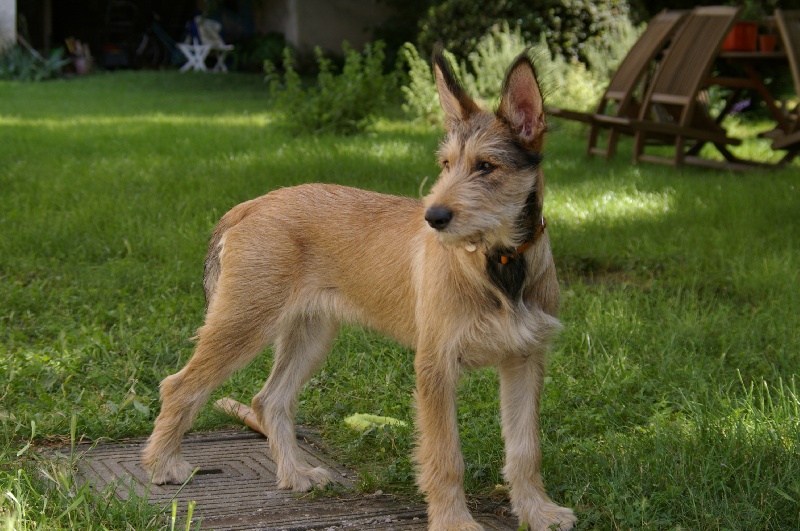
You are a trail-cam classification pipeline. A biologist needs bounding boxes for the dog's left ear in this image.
[497,51,546,148]
[432,43,480,129]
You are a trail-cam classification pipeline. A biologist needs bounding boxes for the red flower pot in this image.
[722,22,759,51]
[759,34,777,52]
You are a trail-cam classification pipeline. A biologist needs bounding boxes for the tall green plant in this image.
[535,34,606,113]
[462,23,529,106]
[399,43,470,124]
[0,46,70,81]
[264,41,397,135]
[398,42,440,125]
[416,0,637,65]
[399,23,617,123]
[581,16,643,80]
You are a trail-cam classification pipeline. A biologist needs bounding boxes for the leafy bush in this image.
[264,41,397,135]
[460,23,530,106]
[400,42,465,125]
[400,22,629,124]
[232,32,288,72]
[399,42,439,125]
[538,38,606,113]
[371,0,434,67]
[580,15,643,80]
[416,0,636,65]
[400,25,526,123]
[0,45,70,81]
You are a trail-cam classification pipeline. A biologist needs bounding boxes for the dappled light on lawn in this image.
[549,186,674,226]
[0,112,273,130]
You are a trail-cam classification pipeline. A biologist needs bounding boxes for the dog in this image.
[142,47,576,531]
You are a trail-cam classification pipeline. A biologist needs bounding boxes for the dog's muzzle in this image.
[424,205,453,231]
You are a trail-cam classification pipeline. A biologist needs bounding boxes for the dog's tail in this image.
[203,222,226,309]
[202,200,258,309]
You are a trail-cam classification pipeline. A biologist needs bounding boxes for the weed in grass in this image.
[265,42,397,134]
[0,415,164,529]
[169,499,200,531]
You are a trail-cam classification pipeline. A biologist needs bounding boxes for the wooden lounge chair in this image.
[548,10,688,159]
[631,6,744,169]
[771,9,800,163]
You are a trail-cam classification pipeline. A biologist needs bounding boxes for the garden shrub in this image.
[416,0,636,65]
[400,25,527,123]
[264,41,397,135]
[400,22,634,124]
[538,37,607,113]
[580,15,643,80]
[399,42,441,125]
[232,32,288,72]
[400,42,473,124]
[462,23,529,106]
[372,0,434,67]
[0,45,70,81]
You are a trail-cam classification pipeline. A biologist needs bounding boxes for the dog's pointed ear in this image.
[432,43,479,128]
[497,50,546,148]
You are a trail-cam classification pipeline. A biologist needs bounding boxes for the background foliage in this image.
[400,23,634,125]
[265,41,397,135]
[383,0,800,73]
[0,46,70,81]
[416,0,635,64]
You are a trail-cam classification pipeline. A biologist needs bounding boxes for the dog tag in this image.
[465,244,477,253]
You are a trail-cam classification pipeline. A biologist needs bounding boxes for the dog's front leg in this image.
[498,354,576,531]
[414,347,482,531]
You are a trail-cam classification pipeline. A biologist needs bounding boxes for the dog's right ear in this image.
[496,50,546,150]
[432,44,479,128]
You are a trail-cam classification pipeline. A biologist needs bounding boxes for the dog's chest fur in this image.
[485,186,542,301]
[412,233,560,367]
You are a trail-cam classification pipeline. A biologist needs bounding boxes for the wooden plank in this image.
[631,120,742,145]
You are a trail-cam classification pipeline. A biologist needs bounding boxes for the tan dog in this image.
[142,48,576,531]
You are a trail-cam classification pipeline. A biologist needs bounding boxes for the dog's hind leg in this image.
[499,354,576,531]
[251,312,339,492]
[142,312,271,485]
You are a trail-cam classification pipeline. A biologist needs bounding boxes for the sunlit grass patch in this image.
[0,112,274,129]
[550,184,675,226]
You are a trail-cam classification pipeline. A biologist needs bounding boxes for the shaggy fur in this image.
[142,48,576,531]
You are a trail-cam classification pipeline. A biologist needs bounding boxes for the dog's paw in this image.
[277,465,332,492]
[520,501,576,531]
[145,456,195,485]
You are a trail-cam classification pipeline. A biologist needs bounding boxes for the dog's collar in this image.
[463,216,547,261]
[497,216,547,264]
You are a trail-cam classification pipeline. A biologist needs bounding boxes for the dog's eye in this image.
[476,161,496,174]
[442,160,450,169]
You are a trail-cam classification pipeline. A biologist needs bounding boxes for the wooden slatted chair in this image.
[548,10,688,159]
[771,9,800,163]
[631,6,744,169]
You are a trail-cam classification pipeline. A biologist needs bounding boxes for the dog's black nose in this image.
[425,206,453,230]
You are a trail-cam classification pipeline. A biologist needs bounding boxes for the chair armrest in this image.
[546,106,594,124]
[772,129,800,150]
[630,119,742,145]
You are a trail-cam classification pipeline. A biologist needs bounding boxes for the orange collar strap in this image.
[499,216,547,265]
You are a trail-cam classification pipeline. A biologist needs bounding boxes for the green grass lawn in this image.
[1,71,798,529]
